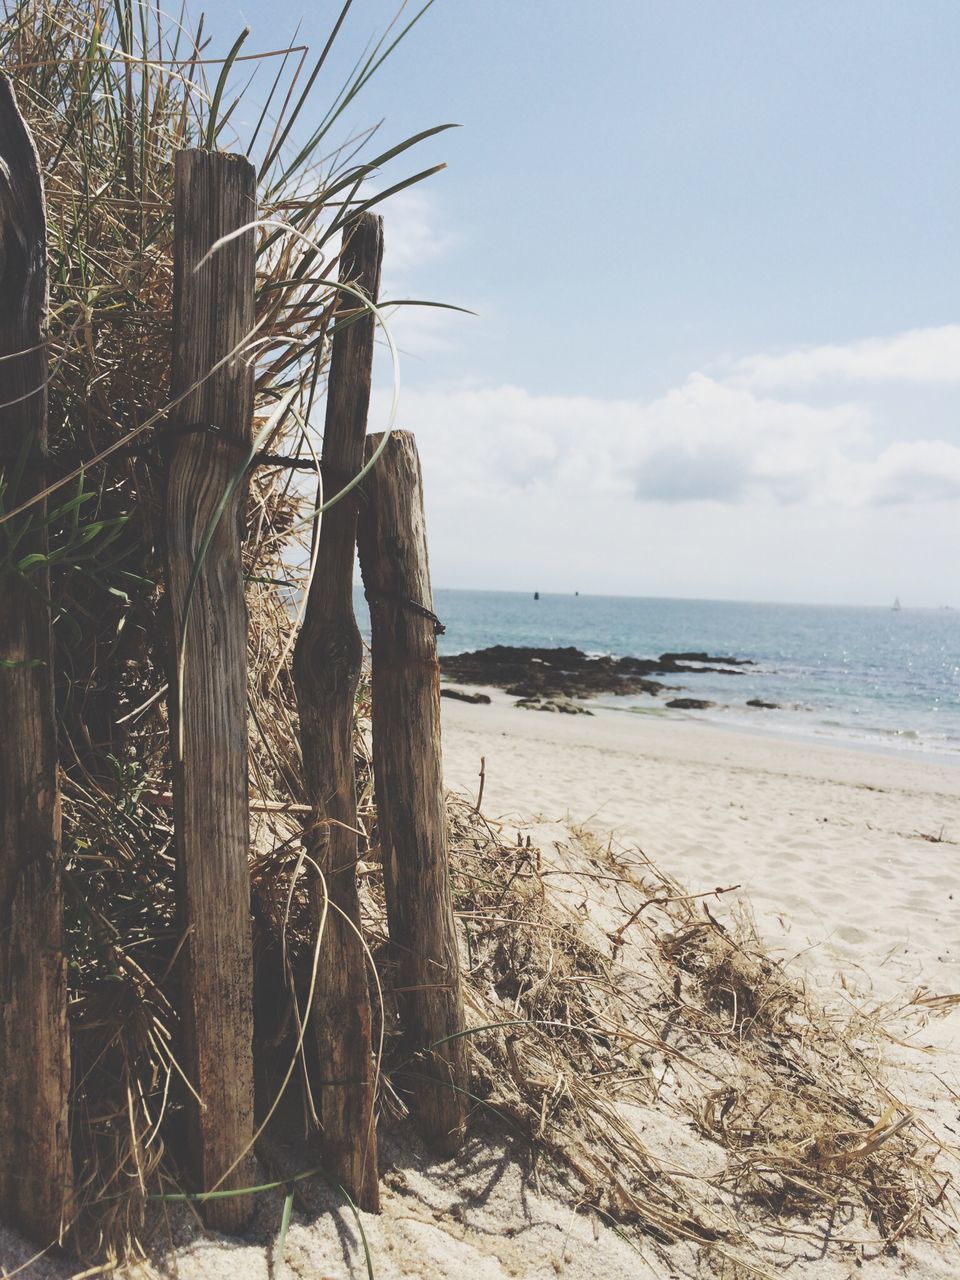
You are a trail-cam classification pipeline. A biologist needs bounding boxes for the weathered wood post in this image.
[292,213,383,1211]
[0,74,75,1245]
[357,431,468,1153]
[164,149,257,1232]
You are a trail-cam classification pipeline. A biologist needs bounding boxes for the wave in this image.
[692,703,960,759]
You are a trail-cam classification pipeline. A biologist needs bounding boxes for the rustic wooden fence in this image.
[164,148,260,1233]
[357,430,469,1153]
[293,211,385,1212]
[0,83,466,1246]
[0,72,74,1248]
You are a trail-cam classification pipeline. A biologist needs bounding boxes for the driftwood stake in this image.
[292,213,383,1211]
[0,74,74,1245]
[165,149,257,1232]
[357,430,468,1153]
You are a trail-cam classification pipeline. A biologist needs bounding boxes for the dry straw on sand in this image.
[1,1,956,1275]
[435,803,954,1276]
[246,776,956,1279]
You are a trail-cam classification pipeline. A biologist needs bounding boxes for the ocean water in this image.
[358,588,960,761]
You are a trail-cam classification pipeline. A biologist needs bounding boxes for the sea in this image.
[358,588,960,762]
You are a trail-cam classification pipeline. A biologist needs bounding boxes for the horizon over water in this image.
[357,587,960,762]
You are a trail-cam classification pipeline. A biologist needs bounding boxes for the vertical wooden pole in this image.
[165,149,257,1233]
[292,213,383,1212]
[0,74,74,1245]
[356,430,468,1154]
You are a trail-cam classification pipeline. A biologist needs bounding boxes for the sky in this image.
[222,1,960,606]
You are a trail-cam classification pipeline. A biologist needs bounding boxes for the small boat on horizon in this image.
[892,596,902,611]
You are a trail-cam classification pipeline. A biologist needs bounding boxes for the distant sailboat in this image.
[892,596,902,611]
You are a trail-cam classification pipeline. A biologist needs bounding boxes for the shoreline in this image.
[434,632,960,763]
[592,692,960,768]
[442,668,960,769]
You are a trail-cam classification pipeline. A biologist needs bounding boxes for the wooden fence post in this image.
[357,430,468,1154]
[0,74,75,1245]
[164,149,257,1232]
[292,213,383,1212]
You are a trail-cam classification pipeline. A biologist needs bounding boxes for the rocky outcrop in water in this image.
[439,645,752,707]
[440,688,492,705]
[515,697,594,715]
[659,652,751,667]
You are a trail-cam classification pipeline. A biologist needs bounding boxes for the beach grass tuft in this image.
[1,0,446,1264]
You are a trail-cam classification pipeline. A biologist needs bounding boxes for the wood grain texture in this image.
[356,430,468,1154]
[292,214,383,1212]
[0,72,75,1245]
[164,149,256,1233]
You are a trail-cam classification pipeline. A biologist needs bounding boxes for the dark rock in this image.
[665,697,716,710]
[629,678,669,696]
[515,697,593,715]
[440,688,491,705]
[504,682,541,699]
[659,652,754,667]
[439,645,750,704]
[746,698,780,710]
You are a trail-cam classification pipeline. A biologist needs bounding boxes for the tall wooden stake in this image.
[0,74,74,1245]
[292,213,383,1211]
[357,430,468,1154]
[165,149,257,1232]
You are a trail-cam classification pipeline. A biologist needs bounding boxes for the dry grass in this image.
[229,774,957,1277]
[246,778,955,1276]
[422,799,955,1276]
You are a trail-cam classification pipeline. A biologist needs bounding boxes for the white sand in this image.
[4,698,959,1278]
[440,691,960,1007]
[437,694,960,1276]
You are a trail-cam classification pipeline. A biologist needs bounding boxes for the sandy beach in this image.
[437,692,960,1275]
[441,691,960,1008]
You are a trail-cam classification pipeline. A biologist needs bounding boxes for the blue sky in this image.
[224,1,960,605]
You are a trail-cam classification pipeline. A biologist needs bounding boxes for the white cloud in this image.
[370,186,463,359]
[376,186,457,279]
[378,321,960,512]
[631,374,870,505]
[727,324,960,392]
[380,374,876,509]
[853,439,960,505]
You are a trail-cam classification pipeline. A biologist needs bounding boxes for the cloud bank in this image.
[381,334,960,509]
[367,324,960,602]
[727,325,960,392]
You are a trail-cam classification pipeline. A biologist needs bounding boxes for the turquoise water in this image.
[358,589,960,761]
